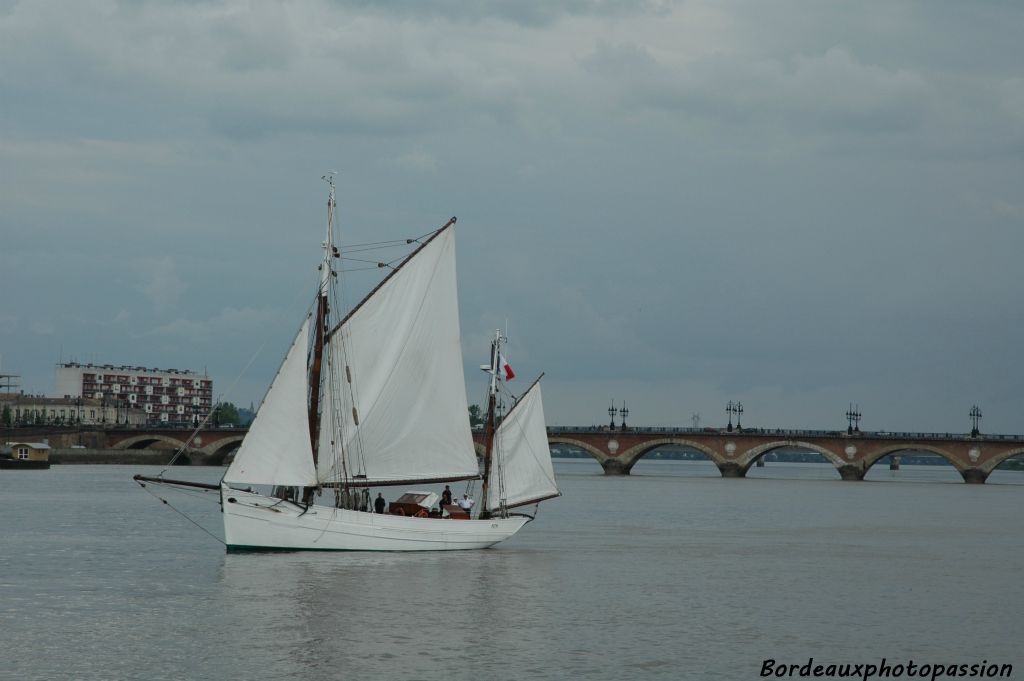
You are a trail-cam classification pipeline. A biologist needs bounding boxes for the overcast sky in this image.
[2,0,1022,433]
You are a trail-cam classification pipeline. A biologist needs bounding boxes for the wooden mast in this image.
[304,175,336,503]
[478,330,501,519]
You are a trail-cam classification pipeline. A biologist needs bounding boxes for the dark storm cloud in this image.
[1,0,1022,432]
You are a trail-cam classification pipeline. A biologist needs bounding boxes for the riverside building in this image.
[54,362,213,426]
[0,393,146,426]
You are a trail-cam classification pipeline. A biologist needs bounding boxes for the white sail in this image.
[225,318,318,487]
[485,379,560,511]
[317,226,479,485]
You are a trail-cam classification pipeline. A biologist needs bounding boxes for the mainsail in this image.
[317,226,480,486]
[224,318,318,487]
[484,379,560,511]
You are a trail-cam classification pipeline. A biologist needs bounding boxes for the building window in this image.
[90,410,96,418]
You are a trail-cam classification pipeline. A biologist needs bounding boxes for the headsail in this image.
[317,225,479,486]
[484,378,560,511]
[224,318,318,487]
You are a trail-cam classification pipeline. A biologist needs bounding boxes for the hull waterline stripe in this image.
[226,544,498,554]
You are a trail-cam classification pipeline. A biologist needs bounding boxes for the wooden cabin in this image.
[1,441,51,469]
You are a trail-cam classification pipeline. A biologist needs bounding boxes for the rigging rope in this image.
[138,481,225,546]
[162,340,266,469]
[162,283,317,472]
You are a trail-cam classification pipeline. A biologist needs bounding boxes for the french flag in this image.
[499,354,515,381]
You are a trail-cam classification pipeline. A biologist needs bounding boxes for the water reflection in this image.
[218,545,563,679]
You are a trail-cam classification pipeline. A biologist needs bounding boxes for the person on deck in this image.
[457,494,475,512]
[441,485,453,508]
[374,493,386,514]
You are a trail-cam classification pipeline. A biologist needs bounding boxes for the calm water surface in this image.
[2,460,1021,680]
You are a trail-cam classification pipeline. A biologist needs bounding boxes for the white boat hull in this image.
[221,486,530,552]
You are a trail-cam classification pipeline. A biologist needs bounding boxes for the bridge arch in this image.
[548,437,611,466]
[202,436,245,466]
[980,446,1024,473]
[741,441,846,476]
[114,434,189,451]
[617,438,722,475]
[862,444,963,474]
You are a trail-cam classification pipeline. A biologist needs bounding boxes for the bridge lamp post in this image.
[735,402,744,431]
[608,401,618,430]
[620,402,629,431]
[969,405,982,437]
[726,401,734,432]
[845,404,862,434]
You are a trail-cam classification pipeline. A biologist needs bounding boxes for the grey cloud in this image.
[136,257,187,309]
[326,0,667,27]
[2,0,1023,430]
[583,42,933,135]
[139,306,284,343]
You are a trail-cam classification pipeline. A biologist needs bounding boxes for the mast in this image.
[304,174,337,502]
[478,329,502,519]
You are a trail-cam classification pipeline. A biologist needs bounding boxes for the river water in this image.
[2,460,1021,681]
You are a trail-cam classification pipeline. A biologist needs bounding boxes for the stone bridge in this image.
[105,427,246,465]
[508,427,1024,484]
[6,426,250,465]
[15,424,1024,482]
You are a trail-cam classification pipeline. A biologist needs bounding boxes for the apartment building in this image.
[55,362,213,425]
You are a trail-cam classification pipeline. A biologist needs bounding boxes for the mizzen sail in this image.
[484,378,560,511]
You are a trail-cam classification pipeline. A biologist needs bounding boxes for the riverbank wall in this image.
[48,449,216,465]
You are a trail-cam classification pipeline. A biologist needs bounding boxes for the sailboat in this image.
[135,177,559,551]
